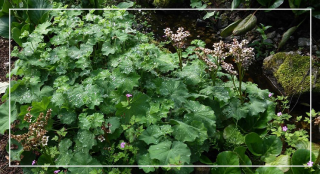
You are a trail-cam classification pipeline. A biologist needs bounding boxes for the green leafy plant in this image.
[0,0,52,46]
[249,23,274,60]
[0,7,317,174]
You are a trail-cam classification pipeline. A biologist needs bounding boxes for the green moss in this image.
[273,53,315,95]
[263,52,287,69]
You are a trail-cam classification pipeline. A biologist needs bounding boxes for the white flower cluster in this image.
[221,62,238,75]
[11,109,52,150]
[212,40,231,61]
[41,136,49,146]
[98,135,105,142]
[195,47,217,71]
[164,27,190,48]
[229,39,255,70]
[195,39,254,75]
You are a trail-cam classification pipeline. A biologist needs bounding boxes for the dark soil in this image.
[0,134,23,174]
[0,37,22,174]
[0,37,10,83]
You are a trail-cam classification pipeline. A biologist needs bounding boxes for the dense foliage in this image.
[0,7,318,174]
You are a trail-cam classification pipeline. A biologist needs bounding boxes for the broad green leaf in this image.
[262,135,283,161]
[68,44,93,60]
[0,16,9,38]
[245,132,282,162]
[79,113,104,130]
[233,146,253,174]
[222,97,248,120]
[149,141,191,165]
[159,80,189,107]
[10,139,24,161]
[200,86,231,104]
[137,149,159,173]
[21,24,30,34]
[170,120,207,143]
[176,59,206,86]
[146,99,174,125]
[297,143,320,158]
[223,124,245,145]
[67,84,104,109]
[27,0,51,25]
[29,96,51,117]
[291,149,315,174]
[69,152,101,172]
[269,0,284,9]
[139,125,164,145]
[233,14,257,36]
[266,155,290,172]
[105,117,121,133]
[184,100,216,137]
[255,167,284,174]
[245,132,264,156]
[10,83,40,104]
[231,0,242,9]
[110,68,140,92]
[156,53,179,73]
[278,26,298,50]
[215,151,241,174]
[101,41,116,56]
[117,1,134,8]
[115,92,150,124]
[245,98,267,116]
[51,92,65,107]
[245,82,269,100]
[56,139,73,165]
[12,27,22,46]
[0,101,17,134]
[253,100,275,129]
[0,0,11,14]
[74,129,96,151]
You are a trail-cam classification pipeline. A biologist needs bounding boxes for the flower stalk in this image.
[164,27,190,71]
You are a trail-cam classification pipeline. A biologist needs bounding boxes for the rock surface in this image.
[263,52,320,96]
[298,37,310,47]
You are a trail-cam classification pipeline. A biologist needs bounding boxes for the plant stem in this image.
[232,75,240,96]
[177,49,182,71]
[236,61,244,103]
[315,148,320,165]
[211,70,217,86]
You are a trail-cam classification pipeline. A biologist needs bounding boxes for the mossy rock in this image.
[263,52,320,96]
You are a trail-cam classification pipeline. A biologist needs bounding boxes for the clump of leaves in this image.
[249,23,275,60]
[0,7,314,174]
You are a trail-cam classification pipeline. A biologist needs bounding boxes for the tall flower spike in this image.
[229,38,255,71]
[164,27,190,49]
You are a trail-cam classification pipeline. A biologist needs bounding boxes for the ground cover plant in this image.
[0,7,319,174]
